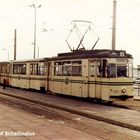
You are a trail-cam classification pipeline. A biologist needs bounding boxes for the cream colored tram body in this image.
[0,49,133,101]
[48,49,133,101]
[10,59,47,91]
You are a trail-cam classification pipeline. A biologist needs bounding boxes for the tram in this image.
[48,49,133,101]
[0,21,134,101]
[0,49,133,101]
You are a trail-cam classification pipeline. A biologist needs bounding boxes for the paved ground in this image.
[0,102,100,140]
[0,86,140,139]
[1,86,140,132]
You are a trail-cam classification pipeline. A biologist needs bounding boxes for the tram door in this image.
[71,60,83,97]
[96,59,110,100]
[88,60,96,98]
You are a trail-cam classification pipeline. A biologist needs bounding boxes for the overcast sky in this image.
[0,0,140,67]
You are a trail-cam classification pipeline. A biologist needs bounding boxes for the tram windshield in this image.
[117,65,127,77]
[108,63,132,78]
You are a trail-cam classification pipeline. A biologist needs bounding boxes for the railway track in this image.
[0,92,140,140]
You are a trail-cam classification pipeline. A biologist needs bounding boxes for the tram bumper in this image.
[109,86,134,101]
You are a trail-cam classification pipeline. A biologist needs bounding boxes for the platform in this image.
[0,86,140,132]
[0,102,98,140]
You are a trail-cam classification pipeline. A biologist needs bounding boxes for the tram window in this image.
[38,65,46,75]
[54,62,63,76]
[13,65,17,74]
[102,59,107,78]
[34,64,38,75]
[30,64,33,75]
[72,61,82,76]
[1,65,5,73]
[38,66,43,75]
[6,65,10,74]
[63,62,72,76]
[90,62,95,77]
[21,64,26,74]
[117,65,127,77]
[13,64,26,74]
[31,63,46,75]
[97,61,101,77]
[108,64,116,78]
[72,66,82,76]
[1,64,9,74]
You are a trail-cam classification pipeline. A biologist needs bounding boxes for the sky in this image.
[0,0,140,67]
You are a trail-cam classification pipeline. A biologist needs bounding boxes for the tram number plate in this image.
[113,90,119,94]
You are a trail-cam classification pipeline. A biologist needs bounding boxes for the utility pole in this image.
[112,0,116,50]
[14,29,17,60]
[29,4,41,59]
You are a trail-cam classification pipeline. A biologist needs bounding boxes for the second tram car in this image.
[0,49,133,101]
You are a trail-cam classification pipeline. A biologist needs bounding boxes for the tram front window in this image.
[108,64,129,78]
[117,65,127,77]
[108,64,116,78]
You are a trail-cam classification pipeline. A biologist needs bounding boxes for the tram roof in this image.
[11,58,46,63]
[47,49,132,61]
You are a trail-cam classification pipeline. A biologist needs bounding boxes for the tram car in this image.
[0,49,133,101]
[10,59,47,91]
[48,49,133,101]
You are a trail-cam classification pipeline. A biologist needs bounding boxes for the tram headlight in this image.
[121,88,126,93]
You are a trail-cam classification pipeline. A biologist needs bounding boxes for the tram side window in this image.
[97,61,101,77]
[33,63,46,75]
[1,65,5,73]
[38,64,46,75]
[1,65,9,74]
[72,61,82,76]
[21,64,26,74]
[13,64,26,75]
[90,62,95,77]
[34,64,38,75]
[54,62,63,76]
[30,64,33,75]
[63,61,72,76]
[7,64,10,74]
[39,66,44,75]
[13,65,17,74]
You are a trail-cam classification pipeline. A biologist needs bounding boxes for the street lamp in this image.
[2,48,9,61]
[29,3,41,59]
[31,43,39,59]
